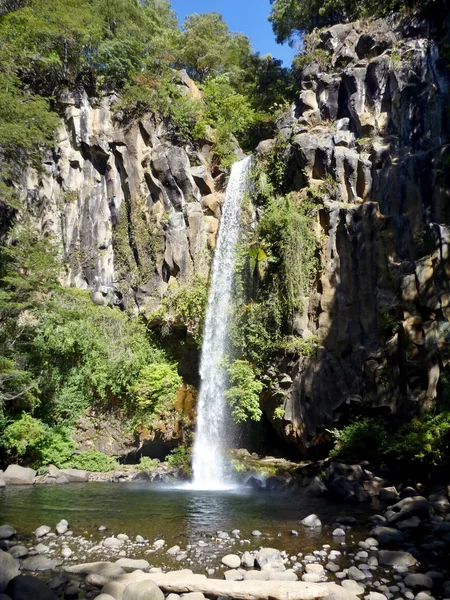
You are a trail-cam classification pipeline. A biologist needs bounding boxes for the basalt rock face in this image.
[264,14,450,454]
[23,74,221,313]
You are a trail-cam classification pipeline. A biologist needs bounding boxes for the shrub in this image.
[69,451,118,472]
[132,362,182,415]
[136,456,160,471]
[3,413,45,460]
[225,360,263,423]
[166,445,191,472]
[36,426,75,468]
[329,418,390,465]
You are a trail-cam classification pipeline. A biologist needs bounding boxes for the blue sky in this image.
[170,0,297,66]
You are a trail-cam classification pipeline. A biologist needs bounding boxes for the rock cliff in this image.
[264,13,450,453]
[23,74,222,314]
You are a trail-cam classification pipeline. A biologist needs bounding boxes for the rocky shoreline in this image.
[0,470,449,600]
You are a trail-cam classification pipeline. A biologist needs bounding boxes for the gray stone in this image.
[301,514,322,528]
[240,552,255,568]
[341,580,365,595]
[380,488,400,503]
[35,526,51,538]
[243,570,269,581]
[251,530,262,537]
[122,580,164,600]
[404,575,433,590]
[302,573,323,583]
[371,527,405,545]
[348,567,366,581]
[5,575,56,600]
[61,547,72,559]
[365,593,387,600]
[3,465,36,485]
[0,527,15,541]
[333,528,346,537]
[103,537,124,549]
[58,469,88,483]
[64,562,126,578]
[256,548,282,568]
[0,551,20,593]
[223,570,244,581]
[268,571,298,582]
[167,546,180,556]
[116,558,150,570]
[378,551,416,568]
[7,547,27,559]
[21,555,56,571]
[93,596,116,600]
[221,555,241,569]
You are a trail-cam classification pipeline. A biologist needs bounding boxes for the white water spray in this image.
[191,156,252,490]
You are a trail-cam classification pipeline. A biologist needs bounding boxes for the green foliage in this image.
[166,445,191,472]
[132,362,182,415]
[149,275,209,345]
[269,0,413,42]
[69,450,118,472]
[36,426,75,468]
[273,405,286,420]
[137,456,160,471]
[329,418,390,465]
[225,360,264,423]
[3,413,45,459]
[277,335,320,357]
[293,48,331,72]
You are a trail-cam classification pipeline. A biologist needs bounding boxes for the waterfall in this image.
[191,156,252,490]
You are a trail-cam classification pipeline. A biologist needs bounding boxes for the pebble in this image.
[61,547,72,559]
[341,579,365,595]
[301,514,322,528]
[251,530,262,537]
[349,566,367,581]
[221,554,241,569]
[333,528,346,537]
[35,525,51,538]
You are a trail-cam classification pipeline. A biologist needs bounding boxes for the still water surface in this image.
[0,483,374,558]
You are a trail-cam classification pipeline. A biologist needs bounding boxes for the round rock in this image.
[0,525,15,540]
[301,514,322,528]
[123,579,164,600]
[221,554,241,569]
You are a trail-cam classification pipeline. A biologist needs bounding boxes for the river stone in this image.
[35,543,49,553]
[64,583,80,598]
[333,528,346,537]
[256,548,282,568]
[379,488,400,503]
[370,527,405,545]
[261,561,286,573]
[348,567,366,581]
[136,536,145,544]
[326,563,340,573]
[93,595,116,600]
[404,575,434,589]
[306,564,325,573]
[0,526,15,540]
[180,594,205,600]
[35,525,51,538]
[241,551,255,568]
[221,555,241,569]
[224,569,244,581]
[153,539,165,549]
[116,559,150,570]
[0,550,20,592]
[122,580,164,600]
[251,530,262,537]
[7,546,28,559]
[268,570,298,582]
[243,570,269,581]
[378,550,416,568]
[166,595,180,600]
[301,514,322,528]
[341,580,365,595]
[167,546,180,556]
[365,593,387,600]
[5,575,56,600]
[21,555,56,571]
[3,465,36,485]
[302,573,323,583]
[387,497,430,524]
[86,573,112,588]
[61,548,72,559]
[56,520,68,535]
[58,469,88,483]
[102,581,127,599]
[64,562,126,578]
[415,593,435,600]
[104,537,124,548]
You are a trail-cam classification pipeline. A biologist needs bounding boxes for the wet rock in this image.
[326,564,340,573]
[0,527,15,541]
[370,527,405,545]
[333,528,346,537]
[387,497,430,524]
[61,547,72,559]
[224,569,244,581]
[0,551,20,593]
[7,547,27,559]
[221,555,241,569]
[103,537,124,549]
[341,580,365,595]
[404,575,433,590]
[35,543,49,553]
[400,488,419,500]
[5,575,56,600]
[241,552,255,568]
[22,555,57,571]
[64,562,126,578]
[251,530,262,537]
[35,526,51,538]
[380,488,400,503]
[365,593,387,600]
[3,465,36,485]
[256,548,282,568]
[115,558,150,570]
[301,514,322,528]
[306,477,328,497]
[56,520,69,535]
[93,595,116,600]
[429,493,449,513]
[122,580,164,600]
[261,560,286,573]
[64,583,80,598]
[348,567,366,581]
[58,469,88,483]
[378,551,416,568]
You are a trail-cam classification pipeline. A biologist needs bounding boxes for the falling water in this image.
[191,156,252,490]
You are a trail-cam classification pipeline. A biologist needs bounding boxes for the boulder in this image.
[241,552,255,568]
[21,555,57,571]
[64,562,126,578]
[58,469,88,483]
[0,550,20,592]
[379,487,400,503]
[256,548,282,568]
[348,567,366,581]
[3,465,35,485]
[116,559,150,571]
[35,526,51,538]
[301,514,322,528]
[0,526,15,540]
[123,580,164,600]
[387,497,430,524]
[341,580,365,595]
[378,550,417,568]
[7,547,28,559]
[221,555,241,569]
[404,574,433,589]
[429,492,449,512]
[306,477,328,497]
[5,575,56,600]
[370,527,406,545]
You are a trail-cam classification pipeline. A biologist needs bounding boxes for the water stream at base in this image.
[191,156,252,490]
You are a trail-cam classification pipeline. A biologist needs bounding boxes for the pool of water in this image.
[0,482,374,561]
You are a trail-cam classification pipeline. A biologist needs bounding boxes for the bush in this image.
[329,418,390,465]
[36,426,75,468]
[3,413,45,460]
[69,451,118,472]
[136,456,160,471]
[225,360,264,423]
[132,362,182,415]
[166,445,191,472]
